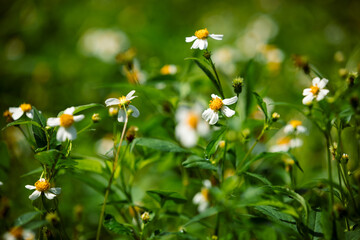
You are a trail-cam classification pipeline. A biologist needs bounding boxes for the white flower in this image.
[302,77,330,105]
[202,94,238,125]
[175,105,210,148]
[25,178,61,201]
[47,107,84,142]
[193,180,212,212]
[284,120,307,134]
[0,181,3,186]
[186,28,223,50]
[105,90,140,122]
[160,64,177,75]
[3,226,35,240]
[269,136,303,152]
[9,103,34,120]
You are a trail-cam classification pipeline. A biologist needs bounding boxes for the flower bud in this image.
[126,126,138,143]
[334,51,345,63]
[141,212,150,223]
[3,110,13,123]
[46,212,60,227]
[338,68,348,79]
[347,72,358,87]
[109,107,119,117]
[292,54,310,75]
[91,113,101,123]
[218,140,225,149]
[341,153,349,164]
[271,112,280,122]
[232,77,244,95]
[203,51,211,60]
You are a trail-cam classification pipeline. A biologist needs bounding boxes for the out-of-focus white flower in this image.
[186,28,223,50]
[269,136,303,152]
[260,45,284,72]
[123,59,147,84]
[160,64,177,75]
[47,107,84,142]
[9,103,34,120]
[25,178,61,201]
[302,77,330,105]
[284,120,307,134]
[0,181,3,186]
[95,134,114,157]
[202,94,238,125]
[105,90,139,122]
[212,46,241,75]
[3,226,35,240]
[175,105,210,148]
[193,180,212,212]
[79,28,129,62]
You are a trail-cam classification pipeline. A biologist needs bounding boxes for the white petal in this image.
[209,34,223,40]
[197,121,210,136]
[191,39,200,49]
[25,185,36,190]
[211,94,221,99]
[296,126,307,133]
[283,125,294,134]
[312,77,320,86]
[105,98,120,107]
[29,190,41,200]
[202,108,214,122]
[126,90,137,100]
[316,89,329,101]
[209,112,219,125]
[73,114,85,122]
[176,124,197,148]
[222,96,238,105]
[50,187,61,194]
[128,105,140,118]
[66,126,77,140]
[198,201,209,212]
[192,192,203,204]
[302,88,311,96]
[186,36,197,42]
[302,94,314,105]
[64,107,75,115]
[26,109,34,119]
[203,180,212,188]
[269,144,289,152]
[44,191,57,200]
[198,40,205,50]
[203,39,208,49]
[221,106,235,117]
[57,126,77,142]
[47,117,60,127]
[117,109,126,122]
[290,138,303,148]
[10,108,23,120]
[175,107,190,122]
[318,78,329,88]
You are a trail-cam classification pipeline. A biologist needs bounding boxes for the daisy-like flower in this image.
[284,120,307,134]
[175,105,209,148]
[3,226,35,240]
[186,28,223,50]
[160,64,177,75]
[9,103,34,120]
[202,94,238,125]
[105,90,139,122]
[47,107,84,142]
[25,178,61,200]
[193,180,212,212]
[269,136,303,152]
[302,77,329,105]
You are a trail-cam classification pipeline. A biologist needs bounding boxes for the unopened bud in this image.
[338,68,348,79]
[347,72,358,87]
[3,110,13,123]
[212,236,218,240]
[242,128,251,139]
[91,113,101,123]
[341,153,349,164]
[203,51,211,60]
[109,107,119,117]
[126,126,138,143]
[271,112,280,122]
[141,212,150,223]
[218,140,225,149]
[292,54,310,75]
[232,77,244,95]
[45,212,60,226]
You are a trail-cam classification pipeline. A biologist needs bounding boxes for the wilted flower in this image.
[269,136,303,152]
[47,107,85,142]
[175,105,209,148]
[3,226,35,240]
[160,64,177,75]
[202,94,238,125]
[105,90,139,122]
[193,180,212,212]
[284,120,307,134]
[25,178,61,200]
[302,77,329,105]
[9,103,34,120]
[3,110,13,123]
[186,28,223,50]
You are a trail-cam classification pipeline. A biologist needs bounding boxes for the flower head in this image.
[302,77,329,105]
[269,136,303,152]
[186,28,223,50]
[160,64,177,75]
[105,90,140,122]
[202,94,237,125]
[284,120,307,134]
[3,226,35,240]
[9,103,34,120]
[25,178,61,201]
[47,107,84,142]
[3,110,13,123]
[193,180,212,212]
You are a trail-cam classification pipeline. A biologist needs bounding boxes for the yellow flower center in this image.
[160,65,171,75]
[10,226,24,237]
[195,28,209,39]
[35,179,50,192]
[60,114,74,128]
[201,188,210,201]
[310,85,320,95]
[20,103,32,112]
[289,120,302,128]
[187,113,199,129]
[277,136,291,145]
[119,96,130,107]
[209,97,223,111]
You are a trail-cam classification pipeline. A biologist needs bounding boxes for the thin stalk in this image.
[326,136,334,209]
[208,56,224,99]
[96,109,129,240]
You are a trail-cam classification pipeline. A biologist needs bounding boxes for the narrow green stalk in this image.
[96,109,129,240]
[326,136,334,209]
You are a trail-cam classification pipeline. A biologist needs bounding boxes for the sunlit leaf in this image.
[103,214,134,237]
[15,211,41,226]
[132,138,188,153]
[182,155,217,171]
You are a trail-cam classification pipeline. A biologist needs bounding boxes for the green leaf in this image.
[183,207,219,227]
[132,138,188,153]
[15,211,41,226]
[243,172,272,185]
[25,220,48,230]
[345,229,360,240]
[103,214,134,237]
[146,190,187,206]
[34,149,62,165]
[205,127,226,157]
[75,158,104,173]
[253,92,268,122]
[21,167,43,177]
[32,107,47,148]
[57,103,104,117]
[2,120,42,130]
[182,155,217,171]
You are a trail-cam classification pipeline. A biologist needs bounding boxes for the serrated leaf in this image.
[132,138,188,153]
[15,211,41,226]
[253,92,268,122]
[34,149,62,165]
[182,155,217,171]
[103,214,134,237]
[205,127,226,157]
[146,190,187,206]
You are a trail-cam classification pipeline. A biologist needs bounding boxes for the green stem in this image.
[207,53,224,99]
[326,136,334,209]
